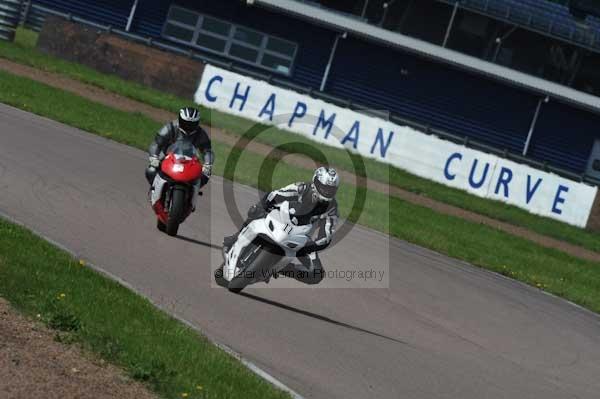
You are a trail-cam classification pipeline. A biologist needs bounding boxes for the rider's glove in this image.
[203,164,213,177]
[148,155,160,168]
[247,204,267,220]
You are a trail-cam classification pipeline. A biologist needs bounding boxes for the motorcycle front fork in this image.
[189,182,202,211]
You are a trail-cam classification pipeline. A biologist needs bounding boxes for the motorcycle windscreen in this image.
[162,139,203,182]
[165,139,200,161]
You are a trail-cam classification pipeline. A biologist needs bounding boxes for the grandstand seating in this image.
[529,100,597,174]
[29,0,129,30]
[328,37,538,155]
[327,34,599,173]
[436,0,600,51]
[27,0,334,90]
[23,0,600,175]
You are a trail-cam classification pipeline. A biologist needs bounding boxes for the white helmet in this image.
[312,167,340,201]
[178,107,200,135]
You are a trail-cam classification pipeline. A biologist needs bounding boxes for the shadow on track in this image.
[176,235,223,251]
[240,292,409,346]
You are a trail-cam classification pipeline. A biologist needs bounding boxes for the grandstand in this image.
[19,0,600,183]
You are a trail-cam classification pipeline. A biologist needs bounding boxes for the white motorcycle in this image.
[215,201,313,293]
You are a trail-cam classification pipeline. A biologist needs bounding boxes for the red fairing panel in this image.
[161,154,203,183]
[153,201,168,224]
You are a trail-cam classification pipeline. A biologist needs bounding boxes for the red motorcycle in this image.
[150,139,203,236]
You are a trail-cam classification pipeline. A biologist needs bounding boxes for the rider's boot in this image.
[263,263,295,284]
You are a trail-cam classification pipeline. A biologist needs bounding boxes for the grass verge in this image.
[0,28,598,253]
[1,69,600,316]
[0,218,290,399]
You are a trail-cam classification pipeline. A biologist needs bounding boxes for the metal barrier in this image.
[18,3,600,187]
[448,0,600,52]
[0,0,22,41]
[20,0,43,31]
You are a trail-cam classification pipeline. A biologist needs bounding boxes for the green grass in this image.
[1,27,183,112]
[1,68,600,317]
[0,219,290,399]
[2,28,598,253]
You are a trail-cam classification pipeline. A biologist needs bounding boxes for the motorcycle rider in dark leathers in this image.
[223,167,340,285]
[145,107,214,204]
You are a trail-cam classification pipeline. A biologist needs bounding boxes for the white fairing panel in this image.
[224,221,260,281]
[150,174,167,206]
[223,202,313,282]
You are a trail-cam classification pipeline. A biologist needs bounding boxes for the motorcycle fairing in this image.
[223,201,313,282]
[150,173,167,206]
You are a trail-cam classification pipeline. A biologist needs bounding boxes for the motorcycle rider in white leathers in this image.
[223,167,340,285]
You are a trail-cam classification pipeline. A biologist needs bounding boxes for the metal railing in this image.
[20,0,42,31]
[437,0,600,52]
[0,0,23,41]
[19,3,600,187]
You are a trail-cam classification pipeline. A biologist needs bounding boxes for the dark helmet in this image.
[311,167,340,202]
[178,107,200,135]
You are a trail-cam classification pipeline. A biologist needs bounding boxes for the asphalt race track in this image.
[1,104,600,399]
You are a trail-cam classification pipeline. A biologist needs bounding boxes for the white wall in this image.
[195,64,598,228]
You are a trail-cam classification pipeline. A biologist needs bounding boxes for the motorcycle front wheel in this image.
[227,242,283,293]
[166,187,186,236]
[157,219,166,232]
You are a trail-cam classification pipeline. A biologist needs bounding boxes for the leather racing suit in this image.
[227,182,339,285]
[145,119,214,186]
